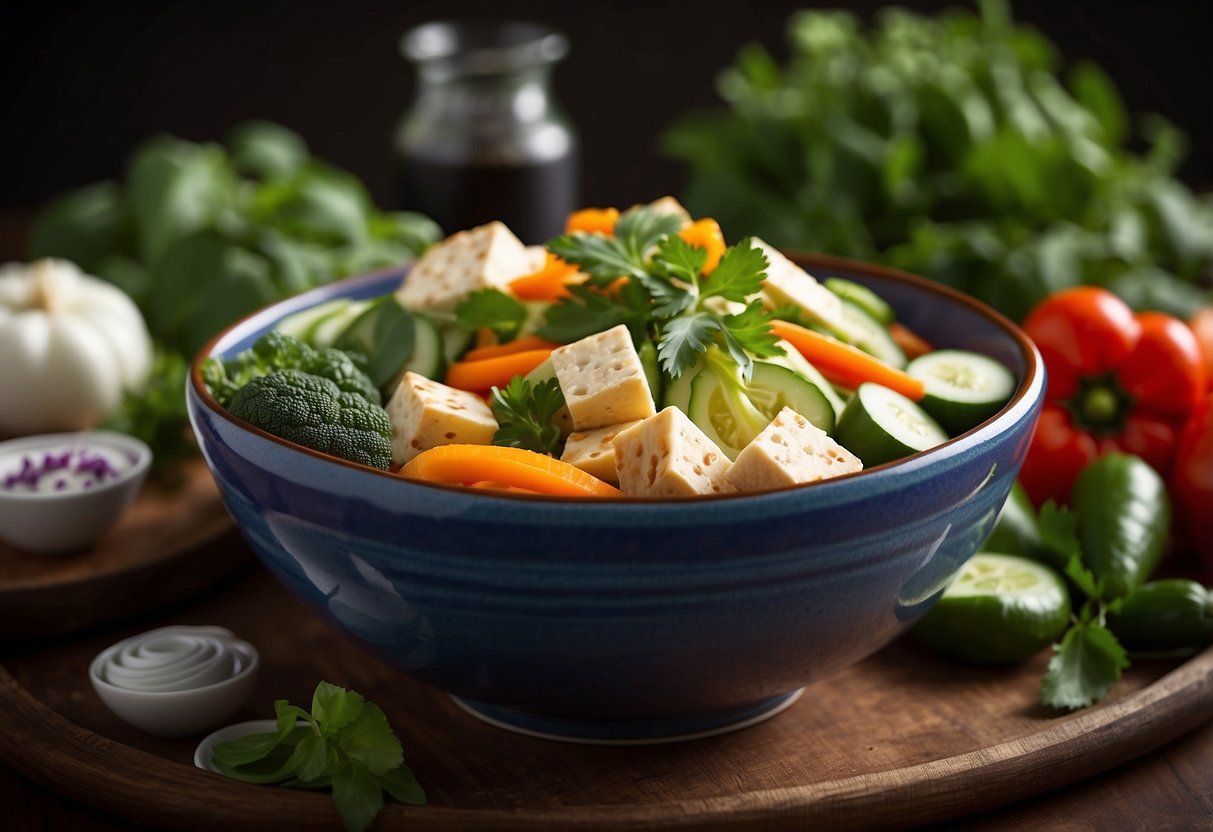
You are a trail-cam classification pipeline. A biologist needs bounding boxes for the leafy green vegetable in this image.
[227,370,393,469]
[27,121,440,471]
[663,0,1213,321]
[100,346,195,473]
[454,289,529,342]
[1041,618,1129,710]
[203,331,381,408]
[211,681,424,832]
[489,376,567,455]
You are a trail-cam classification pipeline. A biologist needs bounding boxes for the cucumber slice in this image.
[333,297,417,393]
[275,299,350,344]
[442,325,474,365]
[824,277,895,326]
[765,338,847,421]
[907,349,1016,436]
[913,553,1071,664]
[637,339,663,406]
[688,361,835,459]
[662,357,704,413]
[834,382,949,467]
[312,300,371,348]
[839,300,906,368]
[400,314,444,381]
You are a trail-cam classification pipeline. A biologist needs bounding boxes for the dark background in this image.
[4,0,1212,220]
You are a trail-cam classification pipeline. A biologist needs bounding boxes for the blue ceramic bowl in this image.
[187,253,1044,743]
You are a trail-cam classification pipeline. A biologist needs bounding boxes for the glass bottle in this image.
[395,21,579,245]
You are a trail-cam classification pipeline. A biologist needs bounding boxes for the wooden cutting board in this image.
[0,458,245,639]
[2,562,1210,831]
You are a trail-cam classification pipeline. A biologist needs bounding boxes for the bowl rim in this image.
[188,252,1044,505]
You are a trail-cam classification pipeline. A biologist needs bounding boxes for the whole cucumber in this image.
[1072,453,1169,601]
[1107,580,1213,651]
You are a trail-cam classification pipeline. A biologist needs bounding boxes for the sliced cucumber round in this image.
[907,349,1016,436]
[834,382,949,467]
[689,361,835,459]
[824,277,895,326]
[662,356,705,413]
[275,299,351,344]
[333,297,417,393]
[311,300,371,348]
[765,338,847,421]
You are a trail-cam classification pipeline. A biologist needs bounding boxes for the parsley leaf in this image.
[547,232,647,284]
[538,283,648,344]
[721,301,783,374]
[699,237,769,303]
[490,376,566,455]
[1041,619,1129,710]
[652,233,707,286]
[658,314,722,379]
[454,288,527,340]
[209,682,425,832]
[614,207,686,263]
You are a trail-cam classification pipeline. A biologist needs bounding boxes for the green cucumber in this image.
[906,349,1016,436]
[825,277,895,326]
[688,360,835,458]
[766,338,847,421]
[399,314,444,381]
[312,300,371,348]
[662,356,704,413]
[637,339,663,406]
[839,300,906,368]
[275,299,351,344]
[442,325,474,365]
[333,297,416,393]
[834,382,949,467]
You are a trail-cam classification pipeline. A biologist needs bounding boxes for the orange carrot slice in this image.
[679,217,726,274]
[462,335,562,362]
[770,319,926,400]
[565,207,620,236]
[509,254,586,302]
[444,348,554,392]
[400,445,622,497]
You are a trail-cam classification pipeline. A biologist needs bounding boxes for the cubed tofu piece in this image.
[550,324,656,431]
[397,221,534,313]
[726,406,862,493]
[751,238,862,341]
[385,371,498,465]
[642,195,692,227]
[612,407,736,497]
[523,245,548,273]
[560,420,642,483]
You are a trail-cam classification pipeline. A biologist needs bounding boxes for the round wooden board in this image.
[0,458,245,639]
[2,564,1211,831]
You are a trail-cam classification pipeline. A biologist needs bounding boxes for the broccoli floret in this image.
[203,331,381,407]
[228,369,394,469]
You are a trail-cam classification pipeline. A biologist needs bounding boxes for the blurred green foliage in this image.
[663,0,1213,321]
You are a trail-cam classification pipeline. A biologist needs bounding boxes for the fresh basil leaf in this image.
[227,120,309,181]
[257,165,371,247]
[454,289,528,340]
[212,731,307,785]
[333,702,403,776]
[27,181,130,274]
[332,762,384,832]
[288,733,335,784]
[376,764,427,806]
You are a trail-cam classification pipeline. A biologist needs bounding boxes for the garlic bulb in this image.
[0,258,152,435]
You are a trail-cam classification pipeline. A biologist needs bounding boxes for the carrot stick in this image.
[770,319,926,400]
[462,335,562,362]
[509,253,585,301]
[445,348,554,392]
[399,445,622,497]
[565,207,620,236]
[889,322,933,360]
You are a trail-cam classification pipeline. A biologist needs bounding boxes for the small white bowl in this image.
[0,431,152,554]
[89,627,260,738]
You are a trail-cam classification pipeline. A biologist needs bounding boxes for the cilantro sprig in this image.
[539,207,782,381]
[211,682,425,831]
[1037,503,1131,710]
[490,376,566,455]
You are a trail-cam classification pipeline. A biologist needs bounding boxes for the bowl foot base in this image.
[450,688,804,745]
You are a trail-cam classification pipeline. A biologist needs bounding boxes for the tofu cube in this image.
[550,324,656,431]
[751,238,862,341]
[560,420,642,483]
[612,407,736,497]
[726,407,862,493]
[397,221,535,313]
[641,195,692,227]
[385,372,498,465]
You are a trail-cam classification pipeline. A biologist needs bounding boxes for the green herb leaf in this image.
[614,206,686,263]
[546,233,647,284]
[333,701,404,776]
[1041,620,1129,710]
[331,761,384,832]
[652,234,708,285]
[212,729,309,784]
[289,733,335,784]
[1038,500,1082,570]
[699,238,768,303]
[721,301,782,367]
[658,314,722,379]
[490,376,566,455]
[311,681,365,734]
[375,764,427,806]
[454,288,528,341]
[538,284,648,344]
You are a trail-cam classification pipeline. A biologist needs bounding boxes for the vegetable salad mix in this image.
[204,199,1017,498]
